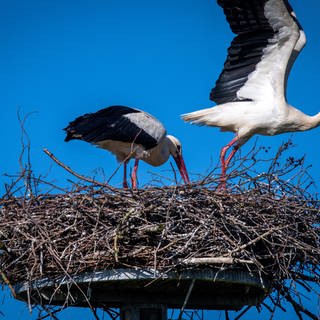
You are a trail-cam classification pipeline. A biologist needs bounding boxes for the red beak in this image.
[173,154,190,184]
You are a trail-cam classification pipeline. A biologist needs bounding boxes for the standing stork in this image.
[182,0,320,187]
[64,106,190,188]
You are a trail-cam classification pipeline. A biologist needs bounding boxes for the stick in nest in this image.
[43,148,117,192]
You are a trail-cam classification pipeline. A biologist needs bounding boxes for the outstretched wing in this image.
[64,106,166,150]
[210,0,305,105]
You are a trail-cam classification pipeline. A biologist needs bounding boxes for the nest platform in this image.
[13,268,269,310]
[0,184,319,314]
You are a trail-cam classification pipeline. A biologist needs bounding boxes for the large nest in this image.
[0,141,320,319]
[0,185,319,284]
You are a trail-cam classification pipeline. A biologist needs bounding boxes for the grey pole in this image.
[120,304,167,320]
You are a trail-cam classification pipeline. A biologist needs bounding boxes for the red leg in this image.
[123,160,129,189]
[131,159,139,189]
[225,144,240,168]
[219,135,240,190]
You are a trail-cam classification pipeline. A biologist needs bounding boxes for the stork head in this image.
[166,135,190,184]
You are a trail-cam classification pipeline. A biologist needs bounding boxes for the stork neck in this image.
[143,138,169,167]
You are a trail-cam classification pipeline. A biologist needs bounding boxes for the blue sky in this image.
[1,0,319,319]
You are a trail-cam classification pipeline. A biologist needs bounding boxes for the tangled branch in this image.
[0,140,319,320]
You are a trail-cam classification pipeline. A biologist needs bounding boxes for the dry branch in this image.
[43,148,116,192]
[182,257,255,265]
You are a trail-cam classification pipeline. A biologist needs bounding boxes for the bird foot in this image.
[217,182,227,192]
[131,179,137,189]
[217,175,228,192]
[123,181,129,189]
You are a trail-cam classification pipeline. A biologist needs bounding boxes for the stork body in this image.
[182,0,320,187]
[65,106,190,188]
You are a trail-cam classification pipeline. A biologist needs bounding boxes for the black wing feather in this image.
[210,0,275,104]
[64,106,161,150]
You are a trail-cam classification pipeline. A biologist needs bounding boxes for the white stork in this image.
[64,106,190,188]
[182,0,320,187]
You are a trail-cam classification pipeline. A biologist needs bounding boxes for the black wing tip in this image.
[63,127,76,142]
[62,112,94,143]
[64,133,73,142]
[63,123,83,142]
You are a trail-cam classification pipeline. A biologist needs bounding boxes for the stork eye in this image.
[176,145,182,153]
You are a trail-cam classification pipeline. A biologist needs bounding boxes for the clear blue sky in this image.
[1,0,319,319]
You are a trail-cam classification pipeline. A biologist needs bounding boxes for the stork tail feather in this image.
[181,108,217,126]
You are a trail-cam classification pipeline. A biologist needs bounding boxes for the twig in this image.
[229,226,285,255]
[178,279,196,320]
[0,270,16,299]
[234,306,252,320]
[43,148,116,192]
[181,257,255,265]
[277,284,319,320]
[37,306,66,320]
